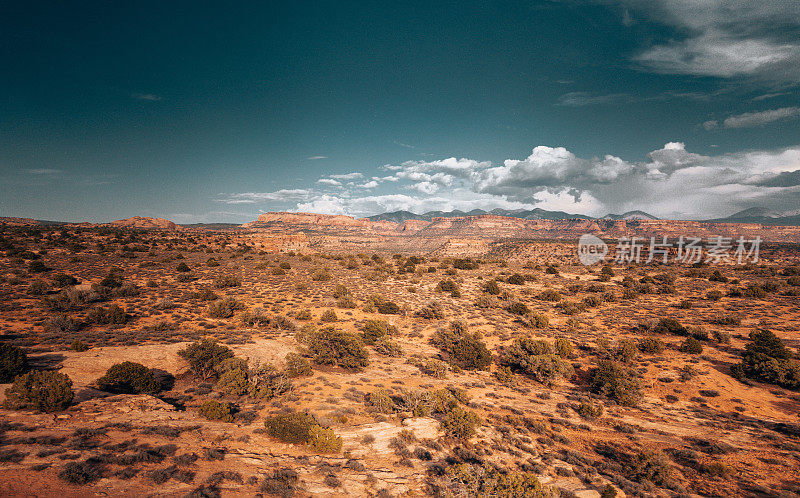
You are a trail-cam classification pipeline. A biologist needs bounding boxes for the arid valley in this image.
[0,213,799,497]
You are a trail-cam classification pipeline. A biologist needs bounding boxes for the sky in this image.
[1,0,799,223]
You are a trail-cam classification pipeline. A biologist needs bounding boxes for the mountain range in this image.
[367,208,658,223]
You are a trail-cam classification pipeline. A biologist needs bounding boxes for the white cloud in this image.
[307,156,328,160]
[131,93,162,101]
[722,107,800,128]
[23,168,61,175]
[217,189,310,204]
[358,180,379,189]
[316,178,342,186]
[329,172,363,180]
[625,1,800,83]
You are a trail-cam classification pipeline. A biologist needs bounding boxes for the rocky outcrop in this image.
[110,216,181,230]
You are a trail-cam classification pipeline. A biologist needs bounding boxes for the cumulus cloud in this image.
[329,172,363,180]
[624,0,800,83]
[316,178,342,186]
[220,141,800,220]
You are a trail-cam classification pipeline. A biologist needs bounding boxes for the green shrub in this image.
[537,289,562,301]
[483,279,501,295]
[284,353,312,377]
[86,304,128,324]
[320,309,337,322]
[440,406,481,440]
[507,273,525,285]
[614,339,638,363]
[576,401,604,419]
[452,258,479,270]
[374,337,403,357]
[442,463,546,498]
[365,295,401,314]
[295,309,312,321]
[506,301,530,315]
[306,327,369,370]
[590,360,642,406]
[178,339,235,379]
[430,322,491,370]
[733,329,800,388]
[523,312,549,329]
[207,297,244,318]
[679,337,703,354]
[360,320,397,345]
[310,268,331,281]
[654,317,688,336]
[706,290,723,301]
[0,343,29,382]
[4,370,73,412]
[554,338,573,358]
[199,400,234,422]
[270,267,286,275]
[213,275,241,288]
[96,361,160,394]
[175,262,190,272]
[308,425,342,453]
[365,389,395,413]
[638,337,665,354]
[498,338,573,384]
[415,301,444,319]
[191,287,219,301]
[265,411,317,443]
[70,340,89,352]
[436,279,461,297]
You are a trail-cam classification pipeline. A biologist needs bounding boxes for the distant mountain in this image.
[708,207,800,226]
[180,223,241,230]
[367,208,594,222]
[603,211,659,221]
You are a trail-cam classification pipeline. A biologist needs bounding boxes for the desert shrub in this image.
[96,362,160,394]
[576,401,604,419]
[264,411,317,443]
[43,313,82,334]
[440,406,481,440]
[295,309,312,321]
[583,295,603,307]
[365,389,395,413]
[199,400,234,422]
[213,275,241,288]
[86,304,128,324]
[207,298,244,318]
[270,267,286,276]
[732,329,800,388]
[178,339,234,380]
[788,276,800,286]
[506,301,530,315]
[284,353,312,377]
[436,279,461,297]
[706,290,723,301]
[52,273,79,287]
[29,260,51,273]
[215,358,290,399]
[320,309,338,322]
[205,258,219,267]
[306,327,369,370]
[3,370,73,412]
[441,464,547,498]
[679,337,704,354]
[590,360,642,406]
[545,265,559,275]
[58,460,104,484]
[308,425,342,453]
[688,326,709,341]
[498,338,573,384]
[537,289,562,301]
[311,268,331,281]
[375,337,403,357]
[0,343,29,382]
[28,279,50,295]
[452,258,479,270]
[483,279,501,295]
[713,314,742,326]
[708,270,728,282]
[175,262,190,272]
[654,317,688,336]
[556,300,587,315]
[191,288,219,301]
[415,301,444,319]
[430,322,491,370]
[522,312,549,329]
[365,295,401,314]
[638,337,665,354]
[336,295,356,308]
[614,339,638,363]
[213,358,249,395]
[507,273,526,285]
[712,329,731,344]
[70,340,89,352]
[361,320,398,345]
[553,338,573,358]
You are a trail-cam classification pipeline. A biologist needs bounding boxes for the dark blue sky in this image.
[2,1,799,222]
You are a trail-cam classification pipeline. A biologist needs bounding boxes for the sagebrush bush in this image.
[264,411,317,443]
[374,337,403,357]
[96,361,160,394]
[430,322,491,370]
[58,461,104,484]
[498,338,573,384]
[360,320,398,345]
[207,297,244,318]
[415,301,444,319]
[506,301,530,315]
[199,400,234,422]
[308,425,342,453]
[654,317,688,335]
[590,360,642,406]
[213,275,241,288]
[306,327,369,370]
[86,304,128,324]
[178,339,234,379]
[365,389,395,413]
[320,309,338,322]
[638,337,665,354]
[732,329,800,388]
[483,279,501,295]
[440,406,481,440]
[679,337,704,354]
[0,343,29,382]
[284,353,312,377]
[4,370,73,412]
